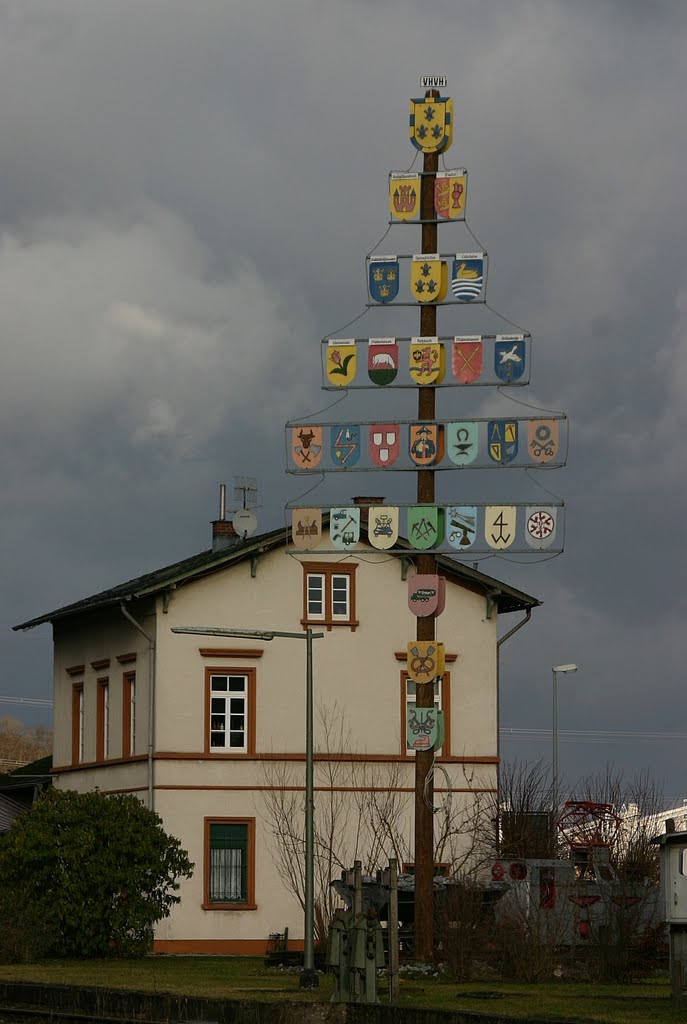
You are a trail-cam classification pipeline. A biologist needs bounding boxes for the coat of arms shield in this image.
[369,256,399,304]
[368,338,398,386]
[447,506,478,550]
[409,97,454,153]
[330,507,361,550]
[527,420,560,464]
[488,420,519,465]
[409,423,440,467]
[389,173,420,221]
[452,336,483,383]
[368,506,399,549]
[494,336,526,382]
[291,425,323,470]
[407,641,445,683]
[446,422,478,466]
[410,256,448,304]
[526,506,557,550]
[409,338,444,385]
[330,425,361,468]
[406,706,444,753]
[407,506,444,550]
[485,506,516,550]
[369,424,400,467]
[291,508,322,550]
[408,574,440,617]
[451,253,486,302]
[434,170,466,220]
[326,339,356,387]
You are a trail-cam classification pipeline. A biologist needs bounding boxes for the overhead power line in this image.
[0,696,53,708]
[501,727,687,744]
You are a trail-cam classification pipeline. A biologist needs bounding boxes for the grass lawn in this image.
[0,959,682,1022]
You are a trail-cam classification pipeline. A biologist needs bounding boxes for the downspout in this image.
[120,601,156,812]
[495,607,533,852]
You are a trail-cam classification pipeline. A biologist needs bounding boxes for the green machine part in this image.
[327,909,353,1003]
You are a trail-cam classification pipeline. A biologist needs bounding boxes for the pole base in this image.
[299,967,320,990]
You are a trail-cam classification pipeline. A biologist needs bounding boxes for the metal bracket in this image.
[400,556,413,581]
[486,590,501,620]
[251,554,260,578]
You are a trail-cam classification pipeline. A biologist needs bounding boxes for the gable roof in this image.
[14,524,540,631]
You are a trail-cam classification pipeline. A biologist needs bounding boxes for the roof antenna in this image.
[231,476,259,538]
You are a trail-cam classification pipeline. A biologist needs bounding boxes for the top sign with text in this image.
[420,76,447,89]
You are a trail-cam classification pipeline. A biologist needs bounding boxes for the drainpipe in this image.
[495,608,533,851]
[120,602,156,812]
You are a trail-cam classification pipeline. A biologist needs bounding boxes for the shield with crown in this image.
[389,173,420,221]
[409,97,454,153]
[434,170,466,220]
[409,338,444,385]
[368,338,398,386]
[410,256,448,304]
[369,257,399,304]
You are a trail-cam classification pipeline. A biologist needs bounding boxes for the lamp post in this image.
[552,663,577,820]
[172,625,324,989]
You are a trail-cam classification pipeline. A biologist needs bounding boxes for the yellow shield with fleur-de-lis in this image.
[409,97,454,154]
[326,338,356,387]
[410,255,448,304]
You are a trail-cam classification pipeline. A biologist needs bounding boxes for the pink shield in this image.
[452,338,483,383]
[369,424,400,467]
[408,574,440,617]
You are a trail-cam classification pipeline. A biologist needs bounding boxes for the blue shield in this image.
[446,422,478,466]
[330,425,361,468]
[369,257,399,304]
[488,420,518,465]
[446,506,477,550]
[330,507,361,550]
[451,254,485,302]
[494,338,526,382]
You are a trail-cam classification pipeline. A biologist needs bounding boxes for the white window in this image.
[303,564,357,629]
[78,688,84,762]
[103,683,110,758]
[209,673,248,752]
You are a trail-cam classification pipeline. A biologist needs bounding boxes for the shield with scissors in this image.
[291,425,323,470]
[411,255,448,303]
[434,169,466,220]
[409,96,454,153]
[368,338,398,386]
[526,506,557,549]
[451,253,486,302]
[485,506,516,550]
[452,336,483,383]
[389,172,420,221]
[369,256,399,304]
[326,338,356,386]
[409,423,440,467]
[330,425,360,468]
[447,505,477,550]
[488,420,519,465]
[494,335,526,382]
[330,507,361,550]
[408,574,440,617]
[406,706,439,751]
[407,641,445,683]
[291,508,322,551]
[369,424,400,467]
[410,337,444,385]
[368,505,399,550]
[527,419,560,464]
[446,421,478,466]
[407,506,444,550]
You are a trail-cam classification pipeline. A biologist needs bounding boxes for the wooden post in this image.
[388,858,400,1004]
[413,89,439,963]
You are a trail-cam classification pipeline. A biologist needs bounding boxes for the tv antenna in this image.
[232,476,259,538]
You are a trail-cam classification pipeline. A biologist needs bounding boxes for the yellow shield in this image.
[389,172,420,221]
[485,506,517,550]
[409,97,454,154]
[326,338,356,387]
[410,256,447,304]
[407,641,445,683]
[435,170,467,220]
[409,337,445,385]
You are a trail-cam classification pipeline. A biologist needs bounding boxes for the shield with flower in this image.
[326,339,356,386]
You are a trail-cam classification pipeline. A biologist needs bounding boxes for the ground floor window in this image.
[204,817,256,910]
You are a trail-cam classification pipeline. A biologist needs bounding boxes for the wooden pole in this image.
[413,90,439,963]
[388,858,400,1004]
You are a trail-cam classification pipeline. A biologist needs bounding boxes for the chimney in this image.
[212,484,240,552]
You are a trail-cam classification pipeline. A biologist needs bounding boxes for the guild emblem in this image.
[446,422,478,466]
[451,253,486,302]
[410,256,448,304]
[367,506,399,549]
[409,423,440,467]
[409,337,444,385]
[447,506,477,550]
[291,508,322,551]
[526,506,557,549]
[368,256,399,304]
[494,336,526,383]
[368,338,398,386]
[369,424,400,467]
[407,641,446,683]
[330,425,361,468]
[326,339,356,386]
[485,506,516,550]
[408,574,442,617]
[330,507,361,550]
[406,706,444,752]
[407,506,444,550]
[291,425,323,470]
[389,173,420,221]
[409,96,454,154]
[527,420,560,464]
[488,420,519,465]
[452,337,483,383]
[434,170,466,220]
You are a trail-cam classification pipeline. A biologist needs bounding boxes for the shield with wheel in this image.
[526,506,557,549]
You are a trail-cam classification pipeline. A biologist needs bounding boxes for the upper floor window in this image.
[123,672,136,758]
[96,679,110,761]
[205,668,256,754]
[301,562,358,631]
[71,683,84,765]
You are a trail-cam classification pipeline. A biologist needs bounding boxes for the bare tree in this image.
[0,717,52,773]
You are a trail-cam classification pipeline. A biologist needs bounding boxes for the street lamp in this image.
[172,625,324,989]
[552,663,577,820]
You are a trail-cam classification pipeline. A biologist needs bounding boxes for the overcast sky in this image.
[2,1,686,804]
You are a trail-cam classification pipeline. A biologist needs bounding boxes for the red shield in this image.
[452,337,483,383]
[369,424,400,467]
[408,574,440,617]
